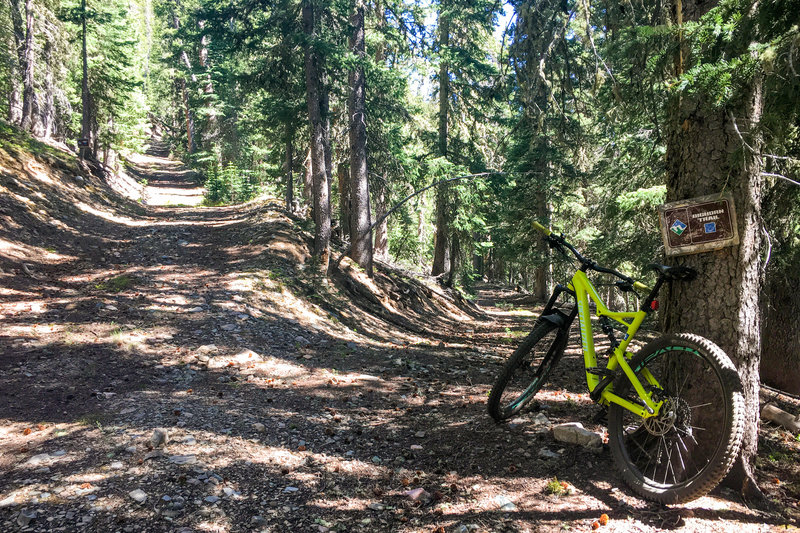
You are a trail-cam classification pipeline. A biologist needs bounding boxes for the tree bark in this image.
[303,0,331,271]
[172,12,196,154]
[432,185,451,276]
[19,0,38,133]
[80,0,93,159]
[40,40,55,138]
[303,145,314,210]
[373,181,389,260]
[197,20,219,155]
[179,78,195,154]
[532,179,550,300]
[760,270,800,395]
[348,0,373,276]
[6,20,22,124]
[371,2,389,262]
[285,124,294,212]
[338,161,351,238]
[663,0,764,499]
[431,8,451,277]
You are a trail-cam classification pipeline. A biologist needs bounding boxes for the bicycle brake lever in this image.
[614,280,633,292]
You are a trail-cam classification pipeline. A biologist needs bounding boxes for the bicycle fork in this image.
[538,283,578,331]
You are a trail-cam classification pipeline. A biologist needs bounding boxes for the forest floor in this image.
[1,132,798,533]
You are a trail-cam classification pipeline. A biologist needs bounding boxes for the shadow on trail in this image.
[0,141,783,532]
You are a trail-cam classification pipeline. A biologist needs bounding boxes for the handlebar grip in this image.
[532,221,552,236]
[633,281,651,291]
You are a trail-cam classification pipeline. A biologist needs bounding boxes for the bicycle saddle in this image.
[649,263,698,282]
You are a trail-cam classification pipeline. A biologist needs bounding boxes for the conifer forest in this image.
[1,0,800,531]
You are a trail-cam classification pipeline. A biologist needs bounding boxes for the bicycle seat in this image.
[649,263,697,282]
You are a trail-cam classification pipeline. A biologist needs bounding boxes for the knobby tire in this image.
[487,320,567,421]
[607,333,745,504]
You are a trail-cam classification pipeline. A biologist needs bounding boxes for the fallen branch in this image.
[761,403,800,433]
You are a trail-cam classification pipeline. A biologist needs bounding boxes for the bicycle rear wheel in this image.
[487,320,568,421]
[607,333,745,504]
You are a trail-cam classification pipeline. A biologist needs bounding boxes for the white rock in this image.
[252,423,266,432]
[531,413,550,426]
[150,428,168,448]
[233,349,263,364]
[26,453,50,466]
[494,494,517,511]
[404,488,430,501]
[538,448,560,460]
[17,508,36,527]
[552,422,603,451]
[129,489,147,503]
[168,455,196,465]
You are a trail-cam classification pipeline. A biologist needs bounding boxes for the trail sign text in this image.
[658,192,739,256]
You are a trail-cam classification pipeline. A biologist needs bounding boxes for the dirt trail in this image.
[126,141,205,206]
[0,144,793,532]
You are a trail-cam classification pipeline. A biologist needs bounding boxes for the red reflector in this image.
[650,300,659,311]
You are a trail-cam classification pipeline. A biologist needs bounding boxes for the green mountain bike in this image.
[487,222,745,504]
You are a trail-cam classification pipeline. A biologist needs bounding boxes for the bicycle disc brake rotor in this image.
[643,397,691,437]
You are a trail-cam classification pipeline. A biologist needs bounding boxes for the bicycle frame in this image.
[542,271,664,419]
[568,271,664,418]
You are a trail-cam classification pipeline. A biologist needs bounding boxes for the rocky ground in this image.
[0,132,798,532]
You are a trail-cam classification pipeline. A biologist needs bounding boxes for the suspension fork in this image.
[538,284,578,332]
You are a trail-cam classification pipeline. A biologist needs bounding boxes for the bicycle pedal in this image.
[586,367,615,377]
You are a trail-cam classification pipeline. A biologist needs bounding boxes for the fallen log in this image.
[761,403,800,433]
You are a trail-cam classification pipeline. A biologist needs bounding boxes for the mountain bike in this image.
[487,221,745,504]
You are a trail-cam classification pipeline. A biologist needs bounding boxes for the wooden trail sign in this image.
[658,192,739,256]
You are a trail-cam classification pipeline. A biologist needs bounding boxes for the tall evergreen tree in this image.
[347,0,372,275]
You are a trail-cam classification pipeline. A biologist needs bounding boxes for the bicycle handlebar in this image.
[532,220,651,291]
[531,220,552,237]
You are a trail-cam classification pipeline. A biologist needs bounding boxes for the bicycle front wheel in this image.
[487,320,568,421]
[607,333,745,504]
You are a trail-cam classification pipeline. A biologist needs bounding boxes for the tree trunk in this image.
[179,78,195,154]
[198,20,219,155]
[338,162,351,238]
[40,40,54,138]
[172,12,196,154]
[760,269,800,395]
[431,8,450,277]
[373,180,389,260]
[20,0,37,133]
[663,0,764,498]
[371,3,389,262]
[348,0,373,275]
[303,145,314,210]
[532,185,550,300]
[80,0,93,159]
[285,125,294,212]
[432,184,451,276]
[303,0,331,271]
[446,232,460,287]
[7,21,22,124]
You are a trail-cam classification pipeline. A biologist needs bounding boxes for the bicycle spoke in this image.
[673,438,688,479]
[652,436,664,481]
